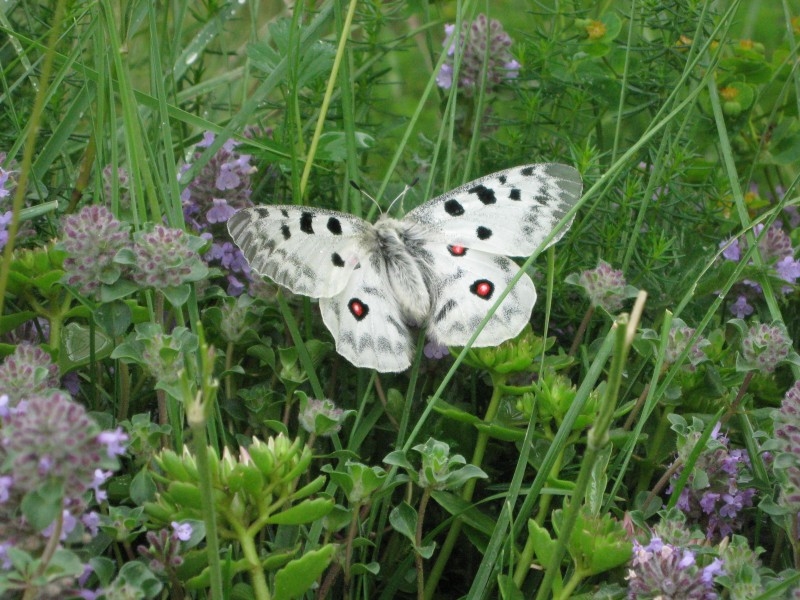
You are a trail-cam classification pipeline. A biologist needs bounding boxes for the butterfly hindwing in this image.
[320,254,414,372]
[405,163,581,256]
[227,206,370,298]
[425,242,536,347]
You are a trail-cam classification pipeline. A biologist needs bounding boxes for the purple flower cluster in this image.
[137,521,193,574]
[436,14,520,95]
[664,319,709,370]
[0,210,11,252]
[0,342,60,405]
[772,381,800,510]
[298,398,346,437]
[668,423,756,539]
[102,165,132,209]
[131,225,202,289]
[60,205,131,298]
[575,260,631,312]
[626,536,724,599]
[719,221,800,318]
[739,322,792,374]
[0,155,14,203]
[180,132,256,295]
[0,390,127,574]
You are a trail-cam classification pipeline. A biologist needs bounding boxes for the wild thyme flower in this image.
[1,391,124,503]
[423,341,449,360]
[139,328,188,387]
[181,132,257,295]
[719,221,800,315]
[0,343,60,405]
[626,537,724,599]
[664,319,709,370]
[131,225,202,289]
[436,14,520,95]
[60,205,131,298]
[668,422,755,539]
[572,260,631,312]
[0,156,15,201]
[137,526,188,573]
[771,381,800,510]
[298,398,346,437]
[0,210,11,251]
[739,321,792,374]
[218,294,254,343]
[102,165,131,209]
[729,295,754,319]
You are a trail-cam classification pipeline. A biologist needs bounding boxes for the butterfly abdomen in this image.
[373,218,435,326]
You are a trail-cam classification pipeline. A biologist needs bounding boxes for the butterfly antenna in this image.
[386,177,419,215]
[350,180,384,215]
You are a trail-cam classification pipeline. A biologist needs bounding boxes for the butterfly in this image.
[227,163,582,372]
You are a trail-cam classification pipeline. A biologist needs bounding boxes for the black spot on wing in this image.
[300,212,314,234]
[498,175,507,184]
[435,299,457,323]
[444,199,465,216]
[327,217,342,235]
[469,184,496,205]
[255,207,270,217]
[332,252,345,267]
[477,226,492,240]
[281,224,291,240]
[509,188,521,200]
[280,209,289,218]
[521,166,535,177]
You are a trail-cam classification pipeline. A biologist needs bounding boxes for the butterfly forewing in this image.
[228,206,370,298]
[405,163,581,256]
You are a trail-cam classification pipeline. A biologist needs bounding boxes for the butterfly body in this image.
[228,163,582,372]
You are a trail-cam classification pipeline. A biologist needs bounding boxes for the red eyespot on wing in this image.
[447,244,467,256]
[348,298,369,321]
[470,279,494,300]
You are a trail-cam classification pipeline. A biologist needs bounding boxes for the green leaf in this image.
[527,519,557,565]
[32,271,65,294]
[130,468,157,505]
[389,502,418,544]
[383,450,414,470]
[22,480,64,532]
[114,561,163,598]
[497,574,525,600]
[350,561,381,575]
[60,322,114,371]
[273,544,336,599]
[316,131,374,162]
[0,311,37,336]
[161,284,192,308]
[94,300,132,337]
[100,278,140,302]
[267,497,334,525]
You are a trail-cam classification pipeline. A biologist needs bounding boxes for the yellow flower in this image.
[586,20,607,41]
[720,86,739,101]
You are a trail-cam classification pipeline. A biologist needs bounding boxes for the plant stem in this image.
[416,489,432,600]
[423,373,506,599]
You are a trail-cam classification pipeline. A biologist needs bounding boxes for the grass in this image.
[1,0,800,598]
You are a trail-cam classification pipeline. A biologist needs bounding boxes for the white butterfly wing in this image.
[424,243,536,346]
[320,255,414,372]
[405,163,582,256]
[227,206,370,298]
